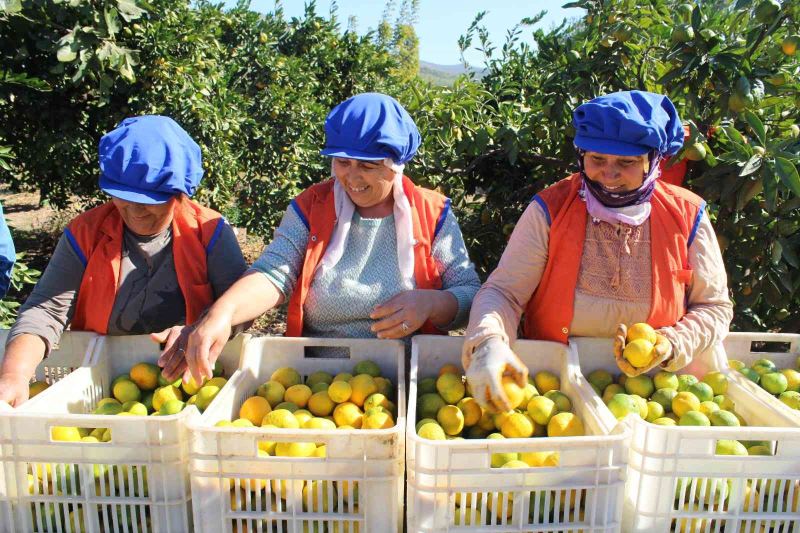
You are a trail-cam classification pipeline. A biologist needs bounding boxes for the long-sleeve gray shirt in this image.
[8,222,247,351]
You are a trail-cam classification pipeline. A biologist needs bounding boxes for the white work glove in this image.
[462,336,528,413]
[613,323,673,377]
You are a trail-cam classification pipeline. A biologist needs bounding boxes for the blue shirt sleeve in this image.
[0,202,15,298]
[249,205,309,300]
[430,208,481,330]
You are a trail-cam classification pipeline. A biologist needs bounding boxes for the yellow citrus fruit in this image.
[239,396,272,426]
[293,409,313,427]
[51,426,81,442]
[311,382,329,394]
[129,363,159,391]
[363,409,394,429]
[438,363,461,376]
[547,412,585,437]
[373,376,393,398]
[215,420,233,427]
[124,401,148,416]
[152,385,182,412]
[302,480,337,512]
[261,408,299,429]
[257,425,278,455]
[500,412,534,438]
[623,339,655,368]
[159,399,185,415]
[303,417,337,430]
[626,323,657,344]
[231,418,254,428]
[363,393,395,415]
[256,380,286,407]
[349,374,378,407]
[112,379,141,403]
[453,507,483,526]
[182,376,205,396]
[520,451,559,467]
[328,380,352,403]
[275,441,316,457]
[501,377,524,409]
[437,404,465,435]
[308,391,335,417]
[313,445,327,458]
[456,397,482,426]
[333,402,363,428]
[672,391,701,418]
[417,422,446,440]
[205,377,227,389]
[698,401,720,417]
[284,384,313,408]
[270,367,302,389]
[436,372,466,404]
[305,371,333,388]
[527,395,557,425]
[534,371,560,394]
[194,385,221,411]
[333,372,353,383]
[29,381,50,398]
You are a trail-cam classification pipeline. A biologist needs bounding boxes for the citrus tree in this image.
[400,0,799,332]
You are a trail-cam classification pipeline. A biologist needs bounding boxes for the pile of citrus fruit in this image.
[415,364,585,466]
[216,360,396,459]
[730,356,800,411]
[48,360,226,444]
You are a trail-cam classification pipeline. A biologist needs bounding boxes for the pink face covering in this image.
[577,149,662,226]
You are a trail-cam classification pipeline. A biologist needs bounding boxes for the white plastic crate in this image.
[0,329,99,533]
[1,332,248,533]
[190,336,406,533]
[571,337,800,533]
[406,335,629,533]
[721,332,800,426]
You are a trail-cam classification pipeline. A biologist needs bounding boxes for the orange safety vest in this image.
[285,176,449,337]
[523,173,705,344]
[65,195,226,334]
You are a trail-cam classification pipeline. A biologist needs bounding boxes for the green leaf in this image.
[56,46,77,63]
[781,239,800,269]
[104,8,121,36]
[775,157,800,198]
[117,0,145,22]
[739,155,762,177]
[743,111,766,146]
[0,0,22,13]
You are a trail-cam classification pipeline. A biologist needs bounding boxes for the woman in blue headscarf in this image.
[161,93,481,383]
[463,91,733,412]
[0,115,247,406]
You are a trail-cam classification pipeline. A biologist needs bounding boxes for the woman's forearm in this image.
[1,334,47,380]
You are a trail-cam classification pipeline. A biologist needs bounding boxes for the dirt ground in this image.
[0,185,286,335]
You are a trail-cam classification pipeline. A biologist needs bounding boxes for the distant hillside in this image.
[418,61,486,86]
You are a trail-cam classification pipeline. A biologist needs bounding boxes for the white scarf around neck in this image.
[314,159,415,289]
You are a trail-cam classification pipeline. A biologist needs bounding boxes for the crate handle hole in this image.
[749,340,792,354]
[303,346,352,359]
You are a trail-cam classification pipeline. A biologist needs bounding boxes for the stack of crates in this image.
[571,337,800,532]
[406,335,629,532]
[190,336,406,533]
[0,333,247,533]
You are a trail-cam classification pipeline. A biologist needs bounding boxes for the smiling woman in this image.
[161,93,482,384]
[462,91,734,412]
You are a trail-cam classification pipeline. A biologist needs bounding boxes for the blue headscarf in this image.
[320,93,421,164]
[98,115,204,204]
[572,91,684,157]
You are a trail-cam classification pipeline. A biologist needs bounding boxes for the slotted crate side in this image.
[190,336,406,533]
[570,337,800,533]
[0,329,99,533]
[3,333,247,533]
[406,335,627,533]
[721,332,800,425]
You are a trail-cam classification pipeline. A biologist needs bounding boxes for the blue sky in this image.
[230,1,584,65]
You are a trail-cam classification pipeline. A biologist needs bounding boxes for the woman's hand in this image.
[613,323,673,377]
[370,289,438,339]
[463,336,528,413]
[0,373,31,407]
[154,325,193,382]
